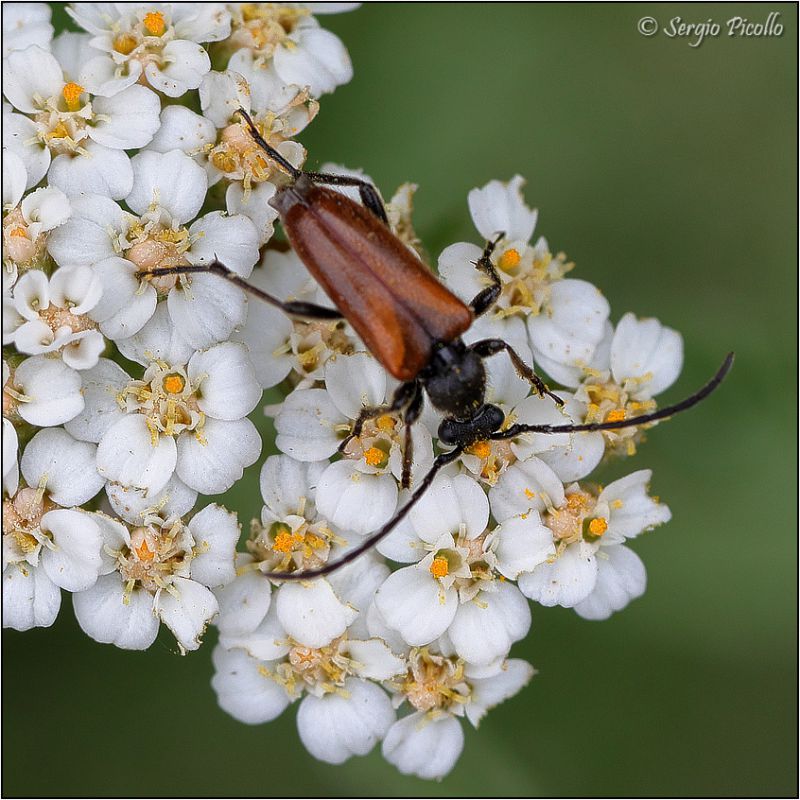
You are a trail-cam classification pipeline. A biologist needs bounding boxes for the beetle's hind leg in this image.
[469,233,504,317]
[303,171,389,226]
[136,261,344,321]
[470,338,564,407]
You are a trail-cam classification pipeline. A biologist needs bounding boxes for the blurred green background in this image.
[4,3,796,796]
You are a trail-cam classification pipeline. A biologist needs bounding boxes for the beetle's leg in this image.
[338,380,419,455]
[489,352,734,441]
[261,445,465,581]
[400,384,425,489]
[237,107,301,180]
[469,233,504,317]
[136,262,343,321]
[470,338,564,406]
[303,171,389,226]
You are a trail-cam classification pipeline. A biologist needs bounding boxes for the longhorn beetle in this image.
[141,109,734,580]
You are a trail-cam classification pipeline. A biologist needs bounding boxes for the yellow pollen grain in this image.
[606,408,626,423]
[143,11,166,36]
[430,557,449,579]
[113,32,138,54]
[61,82,85,111]
[363,446,384,467]
[9,227,28,238]
[134,540,155,562]
[524,488,535,499]
[498,248,521,271]
[273,530,294,553]
[588,518,607,536]
[467,440,491,459]
[376,415,395,432]
[163,374,185,394]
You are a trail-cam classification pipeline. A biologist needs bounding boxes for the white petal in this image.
[518,542,598,608]
[2,147,27,207]
[345,638,405,681]
[171,3,231,42]
[2,565,61,631]
[275,579,357,649]
[50,31,91,80]
[90,85,161,149]
[375,566,457,646]
[167,272,246,350]
[20,427,104,506]
[449,583,531,666]
[49,265,102,314]
[143,39,210,97]
[468,175,538,243]
[73,573,159,650]
[156,576,218,650]
[188,342,261,421]
[188,211,259,277]
[48,141,134,200]
[14,355,84,426]
[489,456,565,522]
[115,301,193,366]
[259,454,320,518]
[574,545,646,620]
[315,461,398,536]
[493,512,556,579]
[325,553,389,640]
[2,45,63,114]
[106,475,197,526]
[19,185,71,234]
[211,645,291,724]
[382,712,464,781]
[374,511,423,564]
[324,352,386,420]
[63,357,128,442]
[3,111,50,189]
[215,564,271,638]
[148,105,216,154]
[600,469,671,543]
[226,182,279,245]
[127,150,207,222]
[467,659,535,727]
[437,241,485,305]
[90,257,157,340]
[79,54,142,97]
[274,26,353,97]
[188,504,240,588]
[274,388,345,461]
[408,473,489,544]
[40,508,102,592]
[219,601,290,662]
[176,417,260,495]
[297,679,393,764]
[610,312,683,398]
[96,414,177,495]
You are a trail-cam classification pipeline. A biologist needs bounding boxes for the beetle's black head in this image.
[421,340,486,420]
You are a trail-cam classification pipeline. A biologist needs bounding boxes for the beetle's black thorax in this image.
[421,340,486,420]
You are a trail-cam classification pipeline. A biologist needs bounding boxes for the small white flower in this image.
[211,618,398,764]
[2,45,161,195]
[65,338,261,495]
[68,3,230,98]
[2,3,54,57]
[72,503,239,651]
[439,176,610,386]
[276,352,435,535]
[3,355,84,427]
[380,647,534,780]
[374,472,532,665]
[224,4,355,97]
[6,266,105,370]
[516,471,670,617]
[48,150,260,347]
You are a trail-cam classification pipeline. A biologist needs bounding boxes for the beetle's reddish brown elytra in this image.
[140,108,734,580]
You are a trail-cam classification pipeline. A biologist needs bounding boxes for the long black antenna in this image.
[237,107,301,181]
[261,447,464,581]
[492,352,734,440]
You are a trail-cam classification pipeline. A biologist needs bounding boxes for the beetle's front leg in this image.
[469,233,504,317]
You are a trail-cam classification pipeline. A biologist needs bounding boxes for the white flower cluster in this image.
[4,3,686,782]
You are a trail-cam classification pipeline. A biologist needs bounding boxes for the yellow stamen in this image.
[498,248,521,271]
[524,488,535,499]
[430,557,449,579]
[273,530,294,553]
[376,415,395,432]
[143,11,166,36]
[606,408,626,423]
[9,227,28,238]
[363,446,384,467]
[61,82,85,111]
[588,517,607,537]
[162,374,186,394]
[113,33,138,55]
[134,539,155,562]
[466,440,491,459]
